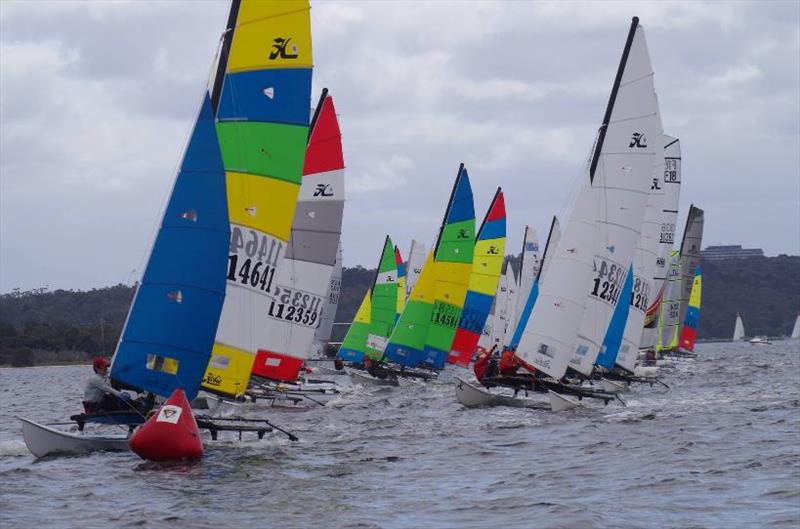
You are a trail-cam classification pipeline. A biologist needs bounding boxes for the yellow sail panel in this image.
[225,171,299,241]
[469,239,504,295]
[202,343,253,397]
[354,291,372,323]
[228,4,312,73]
[688,275,702,307]
[409,251,436,303]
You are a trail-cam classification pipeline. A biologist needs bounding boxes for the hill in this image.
[1,256,797,365]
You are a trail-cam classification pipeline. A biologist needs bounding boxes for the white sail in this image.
[312,241,343,356]
[521,19,660,378]
[733,313,745,341]
[503,266,519,347]
[792,314,800,339]
[513,226,540,335]
[405,239,426,301]
[538,217,561,288]
[614,131,669,372]
[639,135,682,351]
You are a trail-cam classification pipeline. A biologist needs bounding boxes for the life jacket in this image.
[499,350,521,375]
[473,353,491,381]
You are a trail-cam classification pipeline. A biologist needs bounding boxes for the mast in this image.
[210,0,241,114]
[434,163,465,258]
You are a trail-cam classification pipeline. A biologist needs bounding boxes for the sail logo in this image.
[525,242,538,252]
[313,183,334,197]
[629,132,648,148]
[457,229,469,239]
[651,178,662,191]
[269,37,298,60]
[487,246,499,255]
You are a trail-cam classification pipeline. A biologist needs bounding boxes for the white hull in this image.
[749,337,772,345]
[548,391,582,412]
[599,377,629,393]
[19,417,130,458]
[453,377,545,409]
[346,368,399,387]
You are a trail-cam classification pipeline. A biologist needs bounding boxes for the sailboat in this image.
[516,17,662,392]
[21,0,313,457]
[384,164,476,372]
[732,313,745,341]
[677,265,701,354]
[449,188,507,367]
[791,313,800,339]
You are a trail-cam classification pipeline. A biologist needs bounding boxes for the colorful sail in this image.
[395,246,407,322]
[449,188,506,367]
[365,236,399,359]
[312,241,342,356]
[656,251,682,352]
[111,95,229,401]
[517,18,661,380]
[385,165,475,368]
[201,0,314,397]
[250,90,345,381]
[405,240,426,300]
[510,216,561,349]
[420,165,476,368]
[678,265,701,351]
[383,250,435,367]
[677,205,704,336]
[337,291,371,362]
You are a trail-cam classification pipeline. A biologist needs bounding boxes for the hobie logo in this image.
[487,246,499,255]
[651,178,662,191]
[313,183,334,197]
[629,132,648,148]
[457,229,469,239]
[269,37,298,60]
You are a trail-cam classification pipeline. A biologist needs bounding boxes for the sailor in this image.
[333,358,345,371]
[499,346,522,376]
[83,357,133,413]
[474,345,499,385]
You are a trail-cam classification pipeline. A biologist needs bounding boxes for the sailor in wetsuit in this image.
[83,357,133,413]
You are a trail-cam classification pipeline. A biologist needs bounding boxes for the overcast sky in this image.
[1,0,798,293]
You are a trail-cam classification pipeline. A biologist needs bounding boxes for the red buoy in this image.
[129,388,203,461]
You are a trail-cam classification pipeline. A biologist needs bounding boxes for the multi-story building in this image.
[700,245,764,261]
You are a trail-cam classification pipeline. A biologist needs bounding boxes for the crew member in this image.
[83,357,132,413]
[499,346,522,376]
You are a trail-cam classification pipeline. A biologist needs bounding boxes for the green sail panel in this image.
[365,236,399,359]
[216,122,309,184]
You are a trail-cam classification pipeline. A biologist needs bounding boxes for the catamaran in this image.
[21,0,312,457]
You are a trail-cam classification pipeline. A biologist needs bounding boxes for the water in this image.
[1,342,799,529]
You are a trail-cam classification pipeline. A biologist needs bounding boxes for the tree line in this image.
[1,256,797,366]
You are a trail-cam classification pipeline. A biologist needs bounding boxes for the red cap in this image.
[93,357,110,370]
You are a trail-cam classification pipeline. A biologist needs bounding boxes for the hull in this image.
[346,368,399,387]
[599,377,629,393]
[548,390,582,412]
[453,377,545,409]
[20,417,130,458]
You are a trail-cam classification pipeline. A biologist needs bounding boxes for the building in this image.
[700,245,764,261]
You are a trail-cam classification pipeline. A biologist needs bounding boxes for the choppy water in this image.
[1,342,799,529]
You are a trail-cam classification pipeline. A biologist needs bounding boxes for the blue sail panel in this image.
[111,94,229,401]
[446,169,475,224]
[596,266,634,370]
[217,69,312,126]
[510,279,540,349]
[384,343,423,368]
